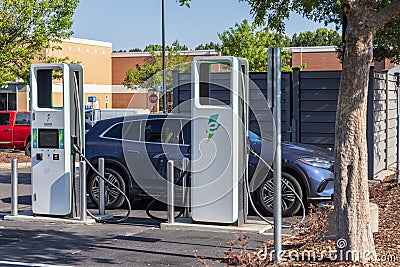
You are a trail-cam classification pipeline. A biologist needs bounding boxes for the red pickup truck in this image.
[0,111,31,155]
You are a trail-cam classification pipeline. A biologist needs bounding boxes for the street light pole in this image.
[162,0,167,113]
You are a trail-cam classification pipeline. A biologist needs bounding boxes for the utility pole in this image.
[162,0,167,113]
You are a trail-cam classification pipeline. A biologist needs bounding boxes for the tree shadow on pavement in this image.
[0,228,119,265]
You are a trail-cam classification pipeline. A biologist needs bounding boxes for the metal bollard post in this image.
[99,158,105,215]
[167,160,175,224]
[11,158,18,216]
[270,47,283,264]
[182,158,189,218]
[79,161,87,221]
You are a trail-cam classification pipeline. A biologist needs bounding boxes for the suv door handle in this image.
[126,150,139,154]
[4,128,10,132]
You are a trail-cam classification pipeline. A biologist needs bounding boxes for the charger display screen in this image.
[38,129,59,149]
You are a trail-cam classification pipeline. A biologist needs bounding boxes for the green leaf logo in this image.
[206,114,221,143]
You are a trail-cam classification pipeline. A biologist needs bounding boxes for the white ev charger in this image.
[30,64,84,217]
[191,57,249,225]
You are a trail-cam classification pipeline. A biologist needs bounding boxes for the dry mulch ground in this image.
[0,151,30,163]
[214,175,400,266]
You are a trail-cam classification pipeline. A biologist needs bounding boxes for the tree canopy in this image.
[0,0,79,84]
[290,28,342,47]
[129,48,142,52]
[217,20,292,72]
[123,45,188,90]
[179,0,400,63]
[144,40,188,52]
[195,42,221,51]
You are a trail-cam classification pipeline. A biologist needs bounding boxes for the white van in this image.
[85,108,150,122]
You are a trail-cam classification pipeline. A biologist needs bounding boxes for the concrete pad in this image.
[3,210,96,225]
[374,169,394,182]
[369,203,379,233]
[373,162,397,181]
[160,218,272,234]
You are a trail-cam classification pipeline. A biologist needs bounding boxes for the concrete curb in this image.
[0,162,31,170]
[4,210,96,225]
[160,219,273,234]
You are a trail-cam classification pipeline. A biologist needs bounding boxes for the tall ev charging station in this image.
[30,64,85,217]
[191,57,249,225]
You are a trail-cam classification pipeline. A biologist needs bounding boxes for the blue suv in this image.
[85,114,334,217]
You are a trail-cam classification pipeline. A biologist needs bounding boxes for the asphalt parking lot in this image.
[0,168,292,266]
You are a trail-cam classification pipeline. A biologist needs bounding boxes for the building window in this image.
[0,93,17,111]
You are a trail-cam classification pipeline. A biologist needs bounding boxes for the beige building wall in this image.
[45,38,113,108]
[17,92,29,111]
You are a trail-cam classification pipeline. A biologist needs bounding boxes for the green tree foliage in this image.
[171,40,188,51]
[144,44,163,52]
[218,20,292,72]
[374,16,400,63]
[144,40,188,52]
[123,49,188,90]
[180,0,399,63]
[290,28,342,47]
[129,48,142,52]
[124,40,190,90]
[0,0,79,84]
[195,42,221,51]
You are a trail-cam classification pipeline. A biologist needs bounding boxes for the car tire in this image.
[88,167,126,209]
[25,142,31,157]
[256,172,303,217]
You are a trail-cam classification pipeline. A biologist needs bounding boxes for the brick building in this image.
[289,46,342,71]
[111,50,219,110]
[1,42,396,112]
[289,46,395,72]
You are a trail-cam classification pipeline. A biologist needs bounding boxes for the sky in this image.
[71,0,336,51]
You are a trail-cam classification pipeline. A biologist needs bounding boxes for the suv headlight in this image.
[298,157,334,170]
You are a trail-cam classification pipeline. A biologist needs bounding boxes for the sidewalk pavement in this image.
[0,162,30,170]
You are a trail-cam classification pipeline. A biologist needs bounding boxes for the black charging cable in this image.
[73,145,131,224]
[145,163,189,222]
[247,144,306,227]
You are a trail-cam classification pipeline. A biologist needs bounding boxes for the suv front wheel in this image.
[88,167,126,209]
[256,172,303,217]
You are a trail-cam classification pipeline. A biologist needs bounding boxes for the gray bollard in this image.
[167,160,175,224]
[182,158,189,218]
[11,158,18,216]
[99,158,105,215]
[270,47,282,264]
[79,161,87,221]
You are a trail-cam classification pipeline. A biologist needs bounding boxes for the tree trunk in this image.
[333,2,377,262]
